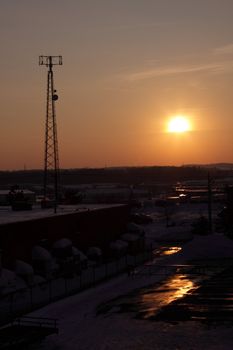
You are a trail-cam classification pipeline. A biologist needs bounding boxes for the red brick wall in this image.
[0,205,130,267]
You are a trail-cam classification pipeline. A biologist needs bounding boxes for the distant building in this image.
[0,190,36,206]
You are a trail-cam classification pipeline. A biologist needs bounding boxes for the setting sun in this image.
[168,116,191,133]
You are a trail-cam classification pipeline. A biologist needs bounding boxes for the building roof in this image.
[0,204,125,225]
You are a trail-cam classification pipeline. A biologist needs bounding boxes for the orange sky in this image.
[1,0,233,170]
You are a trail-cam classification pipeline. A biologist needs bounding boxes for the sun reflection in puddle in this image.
[141,274,198,319]
[96,273,201,320]
[153,246,182,257]
[162,247,182,255]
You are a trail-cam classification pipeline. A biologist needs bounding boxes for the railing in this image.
[0,316,59,350]
[0,249,152,327]
[12,316,58,332]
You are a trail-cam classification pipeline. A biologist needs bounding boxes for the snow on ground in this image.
[30,256,233,350]
[28,202,233,350]
[170,233,233,262]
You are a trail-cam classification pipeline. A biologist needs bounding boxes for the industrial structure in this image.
[39,55,62,212]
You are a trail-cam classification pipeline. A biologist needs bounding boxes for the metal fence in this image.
[0,249,152,326]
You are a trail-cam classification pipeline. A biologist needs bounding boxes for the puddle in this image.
[153,246,182,257]
[97,273,200,320]
[97,256,233,325]
[139,274,198,319]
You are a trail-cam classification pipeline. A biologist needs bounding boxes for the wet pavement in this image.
[155,264,233,324]
[96,272,201,319]
[96,264,233,325]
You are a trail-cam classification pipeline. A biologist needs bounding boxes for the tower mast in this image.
[39,55,62,213]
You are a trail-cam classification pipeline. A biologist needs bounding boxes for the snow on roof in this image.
[0,189,35,195]
[0,191,10,195]
[0,204,124,225]
[32,246,52,261]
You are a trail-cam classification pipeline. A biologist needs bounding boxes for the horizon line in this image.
[1,162,233,172]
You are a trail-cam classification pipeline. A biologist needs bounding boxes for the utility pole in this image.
[208,172,213,234]
[39,55,62,213]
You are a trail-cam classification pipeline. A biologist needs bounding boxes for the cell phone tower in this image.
[39,55,62,213]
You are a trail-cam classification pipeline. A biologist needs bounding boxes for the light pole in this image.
[39,55,62,213]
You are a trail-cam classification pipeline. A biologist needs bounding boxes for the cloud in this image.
[124,62,227,82]
[214,43,233,55]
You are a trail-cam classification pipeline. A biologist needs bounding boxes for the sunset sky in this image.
[1,0,233,170]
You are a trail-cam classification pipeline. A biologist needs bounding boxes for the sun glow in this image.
[168,116,191,133]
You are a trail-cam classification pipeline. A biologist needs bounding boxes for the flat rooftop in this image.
[0,204,125,225]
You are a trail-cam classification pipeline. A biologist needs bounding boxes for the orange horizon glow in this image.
[1,2,233,169]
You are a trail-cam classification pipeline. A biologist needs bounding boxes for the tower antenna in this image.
[39,55,62,213]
